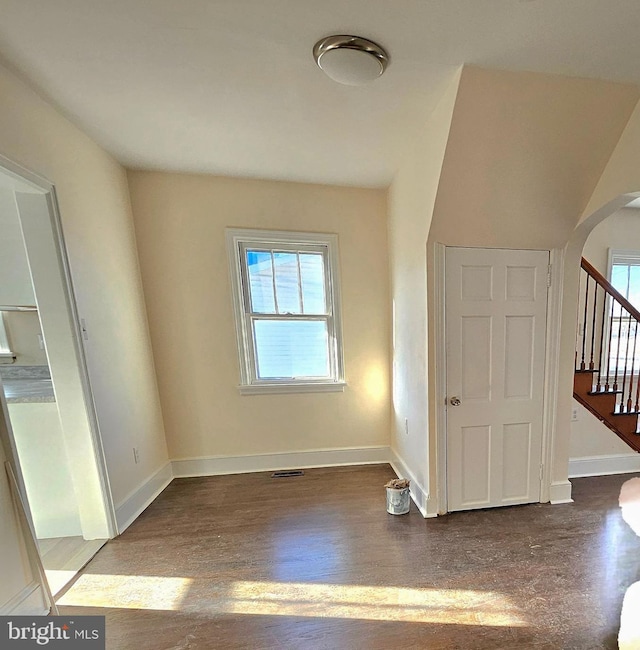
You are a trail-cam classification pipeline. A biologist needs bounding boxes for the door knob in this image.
[449,396,461,406]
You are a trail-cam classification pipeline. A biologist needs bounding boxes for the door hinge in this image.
[547,264,552,288]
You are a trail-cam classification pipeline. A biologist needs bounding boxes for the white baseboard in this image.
[0,582,47,615]
[549,480,573,504]
[388,449,435,518]
[171,446,390,478]
[115,462,173,534]
[569,453,640,478]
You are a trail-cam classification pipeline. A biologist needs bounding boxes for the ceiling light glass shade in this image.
[313,35,389,86]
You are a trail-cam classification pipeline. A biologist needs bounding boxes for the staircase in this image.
[574,258,640,452]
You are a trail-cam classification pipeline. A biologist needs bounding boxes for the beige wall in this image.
[128,171,390,460]
[388,70,461,514]
[570,402,630,459]
[0,62,168,506]
[430,67,639,249]
[0,61,167,607]
[581,100,640,222]
[582,207,640,274]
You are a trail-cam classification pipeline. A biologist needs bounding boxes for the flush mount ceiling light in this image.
[313,35,389,86]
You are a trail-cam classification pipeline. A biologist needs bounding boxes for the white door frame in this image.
[434,244,564,514]
[0,153,117,538]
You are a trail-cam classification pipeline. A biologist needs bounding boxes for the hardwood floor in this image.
[56,465,640,649]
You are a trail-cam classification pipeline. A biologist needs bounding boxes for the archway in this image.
[555,192,640,501]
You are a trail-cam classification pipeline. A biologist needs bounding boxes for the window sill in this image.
[238,381,346,395]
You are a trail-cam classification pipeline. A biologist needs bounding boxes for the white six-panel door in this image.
[445,247,549,512]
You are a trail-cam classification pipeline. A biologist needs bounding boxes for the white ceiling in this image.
[1,0,640,188]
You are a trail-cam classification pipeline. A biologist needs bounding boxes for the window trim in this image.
[226,228,346,394]
[603,248,640,378]
[607,248,640,285]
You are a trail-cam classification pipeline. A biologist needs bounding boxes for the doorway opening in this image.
[0,158,115,598]
[568,194,640,471]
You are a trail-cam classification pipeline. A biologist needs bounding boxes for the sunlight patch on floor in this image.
[57,574,193,611]
[227,580,528,626]
[57,573,527,627]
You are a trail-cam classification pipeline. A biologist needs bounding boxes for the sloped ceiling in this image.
[429,67,640,249]
[2,1,640,187]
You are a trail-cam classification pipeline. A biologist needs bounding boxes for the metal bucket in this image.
[386,487,410,515]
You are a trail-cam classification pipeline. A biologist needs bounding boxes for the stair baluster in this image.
[574,258,640,452]
[597,283,607,392]
[605,296,615,392]
[628,318,637,413]
[621,311,632,412]
[581,274,589,371]
[589,282,598,371]
[614,305,624,392]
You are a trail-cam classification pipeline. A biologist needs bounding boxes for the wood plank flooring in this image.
[56,465,640,649]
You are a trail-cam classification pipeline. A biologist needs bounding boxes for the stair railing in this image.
[577,258,640,413]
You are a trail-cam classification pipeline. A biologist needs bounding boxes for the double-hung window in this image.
[226,229,345,394]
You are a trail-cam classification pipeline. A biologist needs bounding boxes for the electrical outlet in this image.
[404,418,409,435]
[571,407,578,422]
[133,447,140,464]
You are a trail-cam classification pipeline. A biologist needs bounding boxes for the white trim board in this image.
[569,454,640,478]
[114,462,173,534]
[549,481,573,504]
[0,583,48,616]
[541,248,565,503]
[433,242,447,514]
[388,449,436,519]
[172,446,390,478]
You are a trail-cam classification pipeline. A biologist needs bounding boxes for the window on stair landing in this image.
[610,253,640,307]
[226,229,345,394]
[607,250,640,376]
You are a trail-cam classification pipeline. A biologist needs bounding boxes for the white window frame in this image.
[603,248,640,378]
[226,228,346,395]
[607,249,640,289]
